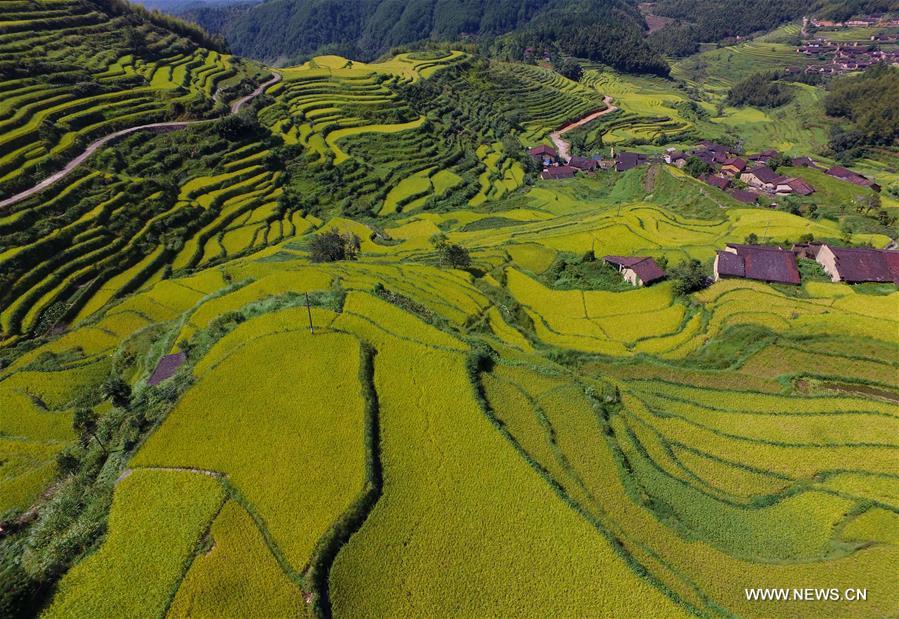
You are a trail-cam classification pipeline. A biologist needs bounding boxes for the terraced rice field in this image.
[2,14,897,616]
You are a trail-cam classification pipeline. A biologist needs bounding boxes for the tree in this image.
[102,376,132,409]
[310,229,360,263]
[670,259,709,296]
[684,156,712,178]
[73,408,106,453]
[437,242,472,270]
[745,233,759,245]
[553,57,583,82]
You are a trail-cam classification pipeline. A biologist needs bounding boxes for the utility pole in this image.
[305,292,314,334]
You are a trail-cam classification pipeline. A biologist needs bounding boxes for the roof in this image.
[791,156,816,167]
[749,149,779,161]
[569,156,599,170]
[715,250,745,278]
[729,189,759,204]
[703,175,730,190]
[528,144,558,157]
[603,255,667,284]
[825,166,874,187]
[722,157,747,171]
[824,245,899,284]
[616,152,646,172]
[747,166,787,184]
[148,351,187,386]
[785,177,815,195]
[722,244,801,284]
[541,165,577,179]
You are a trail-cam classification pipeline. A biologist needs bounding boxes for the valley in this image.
[1,1,897,618]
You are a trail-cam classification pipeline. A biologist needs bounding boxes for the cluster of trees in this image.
[727,72,794,108]
[182,0,668,75]
[647,0,811,57]
[825,64,899,159]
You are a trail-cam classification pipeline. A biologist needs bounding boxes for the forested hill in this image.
[182,0,669,74]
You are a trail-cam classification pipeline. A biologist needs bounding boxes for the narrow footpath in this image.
[0,72,282,210]
[549,95,618,163]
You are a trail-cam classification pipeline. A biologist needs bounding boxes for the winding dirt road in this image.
[0,72,282,210]
[550,95,618,163]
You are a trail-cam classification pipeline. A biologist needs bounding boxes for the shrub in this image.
[310,230,361,263]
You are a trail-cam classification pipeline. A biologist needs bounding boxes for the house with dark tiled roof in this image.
[714,244,801,285]
[149,351,187,386]
[815,245,899,285]
[825,166,880,192]
[603,255,667,286]
[569,156,600,172]
[791,242,824,260]
[791,156,818,168]
[741,166,787,192]
[616,152,647,172]
[541,165,577,180]
[528,144,558,166]
[782,177,815,196]
[729,189,760,205]
[703,175,731,190]
[720,157,747,176]
[748,149,780,163]
[664,150,687,167]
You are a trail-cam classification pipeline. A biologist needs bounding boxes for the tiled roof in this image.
[723,244,801,285]
[826,245,899,284]
[604,255,667,284]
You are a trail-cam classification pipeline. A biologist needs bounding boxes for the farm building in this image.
[825,166,881,192]
[782,178,815,196]
[791,156,818,168]
[603,255,667,286]
[740,166,787,192]
[720,158,747,176]
[569,156,600,172]
[664,150,686,167]
[703,175,730,190]
[616,152,647,172]
[815,245,899,285]
[729,189,759,204]
[541,165,577,180]
[149,351,187,386]
[528,145,558,166]
[714,244,801,285]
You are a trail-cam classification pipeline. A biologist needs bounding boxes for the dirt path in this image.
[0,72,282,210]
[549,95,618,163]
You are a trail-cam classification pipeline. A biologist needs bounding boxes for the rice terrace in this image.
[1,0,898,617]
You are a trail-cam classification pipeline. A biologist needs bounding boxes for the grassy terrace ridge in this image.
[1,5,898,617]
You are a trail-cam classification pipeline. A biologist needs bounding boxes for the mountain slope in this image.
[184,0,668,73]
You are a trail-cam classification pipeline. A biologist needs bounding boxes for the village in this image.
[793,15,899,75]
[528,139,898,290]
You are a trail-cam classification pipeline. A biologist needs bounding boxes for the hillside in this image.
[1,1,898,618]
[181,0,668,73]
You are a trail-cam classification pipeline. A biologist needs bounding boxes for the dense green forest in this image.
[826,64,899,159]
[648,0,812,57]
[181,0,667,73]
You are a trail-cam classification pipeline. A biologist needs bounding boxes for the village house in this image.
[541,165,577,180]
[748,149,780,163]
[720,157,747,176]
[782,177,815,196]
[703,175,730,191]
[616,152,647,172]
[740,166,787,192]
[825,166,881,192]
[569,156,600,172]
[603,255,667,287]
[714,244,801,285]
[664,150,687,167]
[791,156,818,168]
[528,145,558,166]
[815,244,899,285]
[729,189,760,205]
